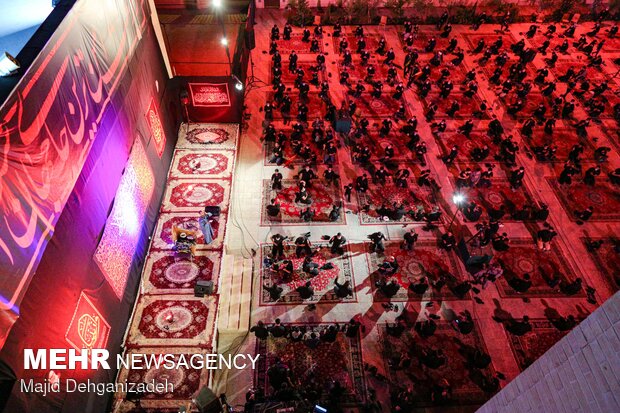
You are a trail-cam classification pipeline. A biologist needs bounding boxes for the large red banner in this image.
[0,0,148,348]
[188,82,231,107]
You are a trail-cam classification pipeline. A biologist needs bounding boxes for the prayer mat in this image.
[125,295,218,349]
[581,237,620,292]
[259,243,356,305]
[366,240,467,302]
[349,129,416,164]
[399,30,451,52]
[552,59,610,84]
[356,181,438,225]
[546,171,620,221]
[266,91,326,120]
[274,60,324,84]
[527,35,571,53]
[275,33,324,54]
[337,58,399,85]
[332,33,383,54]
[176,123,239,150]
[524,127,595,163]
[500,91,551,119]
[261,179,346,225]
[264,139,337,166]
[161,179,230,213]
[114,347,208,410]
[449,177,536,223]
[422,91,489,119]
[435,128,496,164]
[348,92,408,119]
[254,323,366,405]
[416,57,468,84]
[506,318,572,371]
[494,239,584,298]
[169,149,235,179]
[462,32,517,51]
[379,321,497,408]
[152,212,226,250]
[142,250,221,295]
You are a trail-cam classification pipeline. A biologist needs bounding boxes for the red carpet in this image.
[349,92,408,119]
[255,324,366,404]
[524,128,595,163]
[161,179,230,213]
[338,59,399,85]
[152,212,226,250]
[552,59,610,83]
[423,92,489,119]
[126,296,218,348]
[462,32,517,50]
[547,174,620,221]
[502,91,550,118]
[169,149,235,179]
[379,321,497,407]
[264,139,338,166]
[259,243,356,305]
[367,241,466,302]
[506,319,571,371]
[142,250,221,295]
[333,33,383,54]
[261,179,345,225]
[267,91,326,119]
[435,128,496,163]
[583,238,620,292]
[274,61,324,84]
[449,177,536,223]
[116,348,205,410]
[177,123,239,150]
[356,181,438,225]
[350,129,417,164]
[275,33,324,54]
[494,239,583,298]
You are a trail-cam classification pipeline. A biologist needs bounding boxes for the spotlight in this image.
[212,0,222,8]
[0,52,20,77]
[220,37,228,46]
[452,193,465,205]
[232,75,243,91]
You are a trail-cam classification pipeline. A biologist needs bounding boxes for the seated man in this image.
[172,226,197,256]
[379,256,399,275]
[266,198,281,217]
[334,279,353,298]
[302,255,320,276]
[440,231,456,250]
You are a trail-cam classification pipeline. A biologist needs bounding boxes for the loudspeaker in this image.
[194,387,221,413]
[204,206,221,217]
[195,280,214,297]
[245,28,256,50]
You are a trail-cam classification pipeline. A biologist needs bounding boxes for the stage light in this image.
[232,74,243,91]
[212,0,222,8]
[220,37,228,46]
[0,52,20,76]
[452,193,465,205]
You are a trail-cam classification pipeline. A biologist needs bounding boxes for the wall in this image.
[0,0,181,412]
[477,292,620,413]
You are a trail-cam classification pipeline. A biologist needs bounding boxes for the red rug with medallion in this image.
[348,92,407,119]
[151,212,226,250]
[259,243,356,305]
[161,179,230,213]
[254,323,366,405]
[275,33,324,54]
[494,239,583,298]
[379,321,497,408]
[506,319,572,371]
[366,241,467,302]
[261,179,345,225]
[126,296,218,349]
[422,92,489,119]
[169,149,235,180]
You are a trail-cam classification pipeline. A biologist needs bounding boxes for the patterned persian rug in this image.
[254,323,366,405]
[126,296,218,349]
[259,243,356,305]
[366,240,467,302]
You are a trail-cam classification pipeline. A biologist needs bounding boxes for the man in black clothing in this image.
[295,234,313,257]
[266,199,281,218]
[369,231,387,253]
[271,169,283,191]
[537,223,557,251]
[263,283,283,301]
[271,233,286,260]
[329,232,347,255]
[440,232,456,250]
[402,228,418,250]
[299,165,317,187]
[250,321,269,340]
[296,281,314,300]
[270,319,288,337]
[334,279,353,298]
